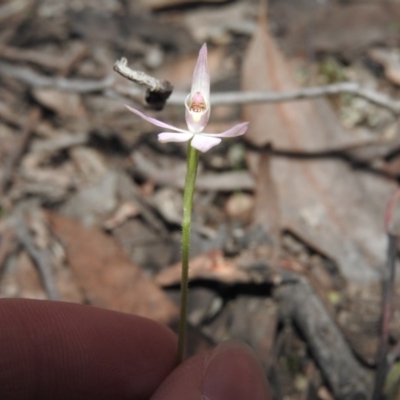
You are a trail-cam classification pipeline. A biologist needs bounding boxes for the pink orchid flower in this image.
[125,44,249,152]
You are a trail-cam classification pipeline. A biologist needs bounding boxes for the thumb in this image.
[151,340,271,400]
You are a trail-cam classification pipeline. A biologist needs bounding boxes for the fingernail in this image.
[202,340,271,400]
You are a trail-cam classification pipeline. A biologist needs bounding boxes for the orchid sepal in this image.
[125,105,187,133]
[188,44,210,107]
[207,122,249,138]
[184,43,210,133]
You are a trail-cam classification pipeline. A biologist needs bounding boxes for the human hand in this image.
[0,299,271,400]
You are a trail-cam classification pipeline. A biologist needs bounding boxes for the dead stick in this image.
[113,58,173,110]
[113,58,171,93]
[0,61,114,92]
[2,60,399,115]
[207,83,400,116]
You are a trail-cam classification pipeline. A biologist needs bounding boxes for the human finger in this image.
[0,299,177,400]
[151,340,271,400]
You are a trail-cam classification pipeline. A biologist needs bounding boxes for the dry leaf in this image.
[47,211,178,324]
[155,249,250,286]
[241,8,395,282]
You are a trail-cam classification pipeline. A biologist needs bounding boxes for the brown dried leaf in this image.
[47,211,178,324]
[241,9,395,282]
[155,249,250,286]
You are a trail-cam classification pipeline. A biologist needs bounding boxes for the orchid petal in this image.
[125,105,187,133]
[191,135,221,152]
[207,122,249,138]
[185,99,210,133]
[190,44,210,104]
[158,132,193,143]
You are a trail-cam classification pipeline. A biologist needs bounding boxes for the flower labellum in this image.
[126,43,249,152]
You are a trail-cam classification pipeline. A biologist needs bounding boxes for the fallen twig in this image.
[113,58,172,93]
[113,58,173,110]
[117,82,400,116]
[1,60,400,115]
[207,82,400,116]
[0,61,114,92]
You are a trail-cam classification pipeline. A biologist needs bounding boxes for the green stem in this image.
[177,142,199,364]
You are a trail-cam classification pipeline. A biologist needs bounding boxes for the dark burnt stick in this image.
[113,58,173,110]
